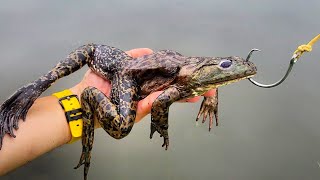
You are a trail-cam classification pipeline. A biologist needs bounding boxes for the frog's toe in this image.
[162,137,169,150]
[74,162,85,169]
[202,111,209,123]
[150,122,157,139]
[159,129,169,150]
[74,153,85,169]
[196,107,203,122]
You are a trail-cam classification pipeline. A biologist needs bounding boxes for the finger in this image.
[203,89,216,97]
[126,48,153,58]
[135,91,162,123]
[83,70,112,96]
[179,96,201,103]
[83,69,93,77]
[178,89,216,103]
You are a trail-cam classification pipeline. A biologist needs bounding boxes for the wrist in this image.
[70,83,85,99]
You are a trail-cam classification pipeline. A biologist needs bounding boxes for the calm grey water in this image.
[1,0,320,179]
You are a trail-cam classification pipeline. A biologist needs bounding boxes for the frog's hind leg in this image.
[0,44,94,149]
[74,82,138,180]
[196,89,218,131]
[74,88,95,180]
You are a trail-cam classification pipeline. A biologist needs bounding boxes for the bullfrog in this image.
[0,44,257,179]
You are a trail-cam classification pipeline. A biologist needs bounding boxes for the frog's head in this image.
[183,54,257,96]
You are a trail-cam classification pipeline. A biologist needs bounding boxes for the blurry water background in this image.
[1,0,320,179]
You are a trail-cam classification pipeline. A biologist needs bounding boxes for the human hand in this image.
[70,48,216,128]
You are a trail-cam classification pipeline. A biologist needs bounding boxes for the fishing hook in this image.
[246,49,298,88]
[246,34,319,88]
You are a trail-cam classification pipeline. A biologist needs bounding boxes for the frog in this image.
[0,44,257,179]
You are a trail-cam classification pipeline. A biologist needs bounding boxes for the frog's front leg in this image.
[150,86,182,150]
[196,89,218,131]
[74,78,138,180]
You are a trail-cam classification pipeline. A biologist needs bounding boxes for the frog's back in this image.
[124,50,187,71]
[123,50,188,98]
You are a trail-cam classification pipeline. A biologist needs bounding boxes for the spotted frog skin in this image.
[0,44,256,179]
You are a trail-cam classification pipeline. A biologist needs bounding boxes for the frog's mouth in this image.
[214,74,255,87]
[192,74,255,96]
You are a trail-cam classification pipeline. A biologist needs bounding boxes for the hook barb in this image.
[246,49,261,61]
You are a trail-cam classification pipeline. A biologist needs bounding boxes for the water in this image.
[1,0,320,179]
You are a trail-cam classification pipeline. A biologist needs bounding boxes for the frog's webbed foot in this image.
[74,122,94,180]
[73,115,94,180]
[150,87,181,150]
[0,81,50,149]
[150,122,169,150]
[196,89,218,131]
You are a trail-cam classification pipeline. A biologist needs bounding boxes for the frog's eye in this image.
[219,60,232,69]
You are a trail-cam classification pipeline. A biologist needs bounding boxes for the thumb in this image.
[135,91,162,122]
[126,48,153,58]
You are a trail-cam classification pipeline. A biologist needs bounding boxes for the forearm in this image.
[0,48,157,175]
[0,95,71,175]
[0,83,148,175]
[0,82,147,175]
